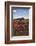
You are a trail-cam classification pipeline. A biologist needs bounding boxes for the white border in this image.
[10,5,32,40]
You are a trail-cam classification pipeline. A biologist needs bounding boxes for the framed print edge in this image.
[5,1,35,44]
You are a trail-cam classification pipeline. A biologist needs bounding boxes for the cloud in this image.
[13,10,16,12]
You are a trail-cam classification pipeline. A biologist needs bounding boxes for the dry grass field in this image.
[12,18,29,36]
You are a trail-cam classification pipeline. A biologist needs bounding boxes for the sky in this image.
[12,7,30,19]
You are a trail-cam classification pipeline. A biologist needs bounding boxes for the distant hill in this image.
[13,17,29,20]
[13,17,29,23]
[14,18,24,20]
